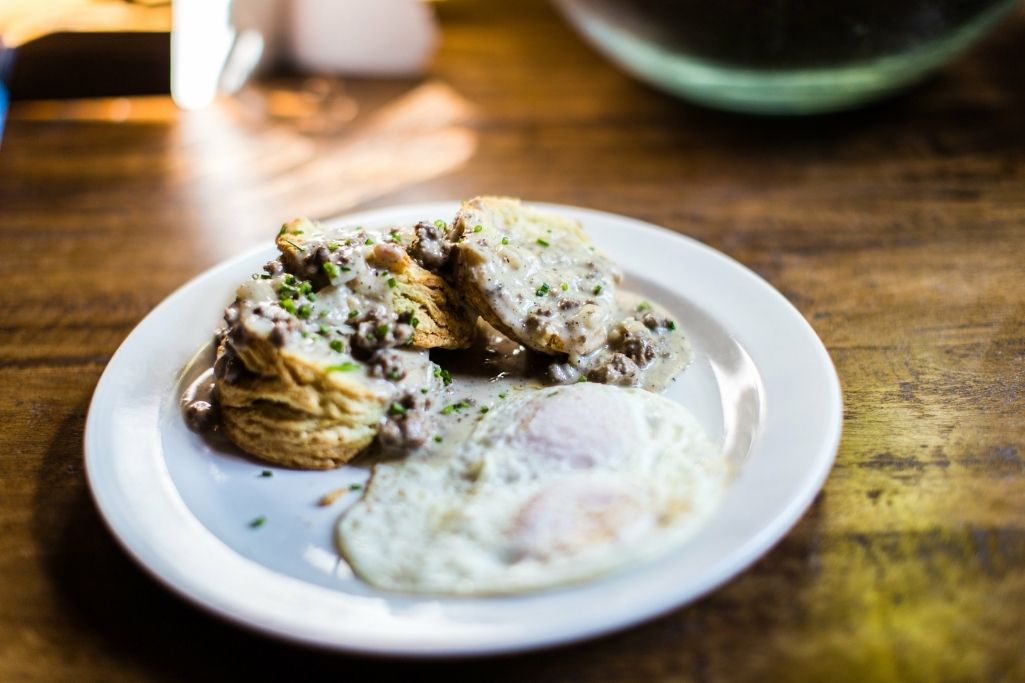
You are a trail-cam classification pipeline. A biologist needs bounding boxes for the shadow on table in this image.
[34,406,828,681]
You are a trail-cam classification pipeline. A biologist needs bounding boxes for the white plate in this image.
[85,201,841,656]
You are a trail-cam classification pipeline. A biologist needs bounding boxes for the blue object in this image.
[0,80,7,144]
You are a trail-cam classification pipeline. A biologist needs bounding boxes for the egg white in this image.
[336,383,728,595]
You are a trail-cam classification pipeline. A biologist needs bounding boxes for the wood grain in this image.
[1,0,1023,680]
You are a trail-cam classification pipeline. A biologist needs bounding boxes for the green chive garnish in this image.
[593,284,603,295]
[330,339,344,352]
[536,238,550,247]
[327,362,360,372]
[323,262,339,278]
[249,516,266,528]
[387,277,397,288]
[473,224,483,233]
[536,282,550,296]
[441,401,470,415]
[501,236,509,245]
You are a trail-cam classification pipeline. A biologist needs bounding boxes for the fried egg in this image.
[337,382,728,594]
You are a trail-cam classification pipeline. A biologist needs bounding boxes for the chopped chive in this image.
[249,515,266,528]
[560,282,569,291]
[637,301,652,312]
[284,274,297,285]
[421,387,429,394]
[410,316,420,328]
[535,282,551,296]
[577,376,588,383]
[387,277,397,288]
[307,293,316,302]
[260,470,273,478]
[501,236,509,245]
[299,281,313,294]
[498,392,507,399]
[434,219,446,230]
[667,320,677,331]
[318,324,330,335]
[330,339,344,352]
[473,224,483,233]
[377,324,390,336]
[278,225,287,236]
[348,309,359,318]
[280,298,297,315]
[365,238,374,245]
[282,239,303,251]
[323,262,339,278]
[349,483,363,491]
[593,284,603,295]
[389,402,408,415]
[434,435,443,443]
[297,304,312,319]
[536,238,550,247]
[480,406,489,414]
[328,241,340,252]
[260,273,271,279]
[434,367,452,386]
[390,230,402,243]
[326,362,360,372]
[441,401,470,415]
[387,370,402,380]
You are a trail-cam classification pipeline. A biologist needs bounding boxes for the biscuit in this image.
[277,217,475,350]
[212,217,467,469]
[451,197,621,356]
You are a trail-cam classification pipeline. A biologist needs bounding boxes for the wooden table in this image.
[2,1,1023,680]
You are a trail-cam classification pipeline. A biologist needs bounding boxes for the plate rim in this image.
[84,200,842,657]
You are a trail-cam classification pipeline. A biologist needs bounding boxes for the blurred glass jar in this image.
[553,0,1019,114]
